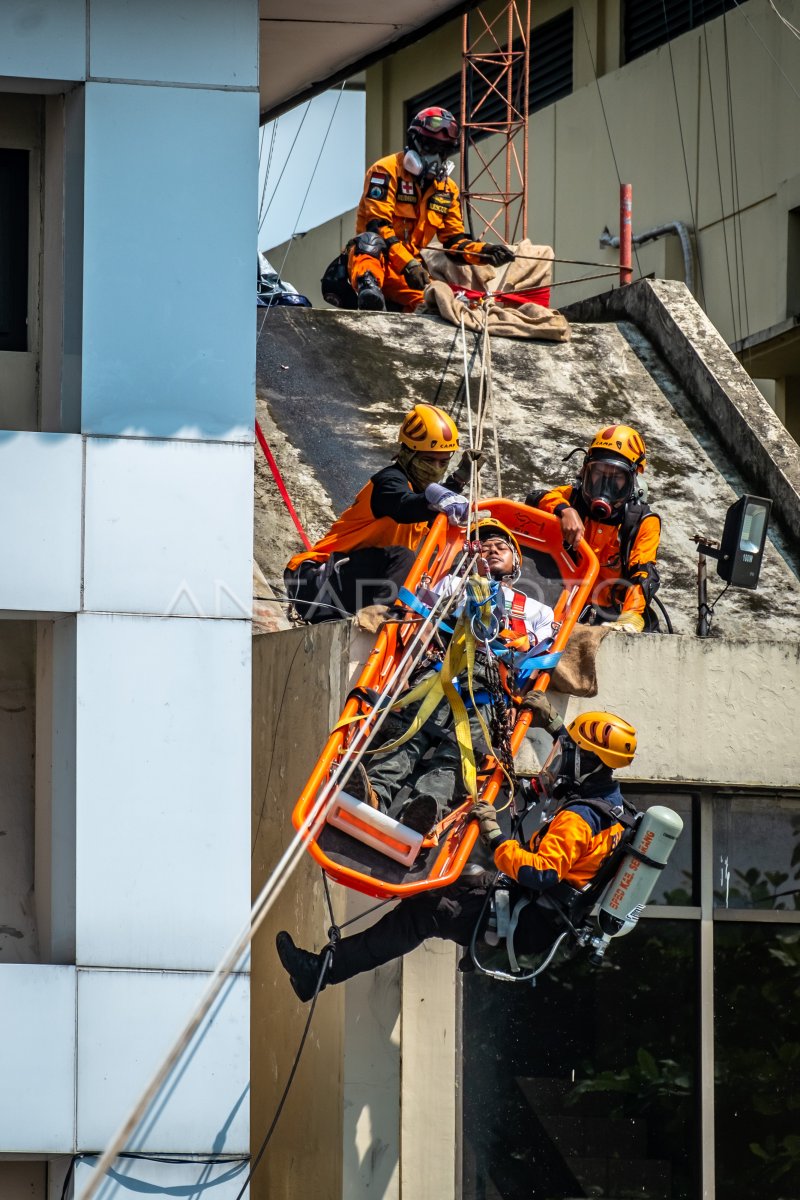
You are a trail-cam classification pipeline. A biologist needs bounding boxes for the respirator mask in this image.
[536,734,603,800]
[582,458,635,521]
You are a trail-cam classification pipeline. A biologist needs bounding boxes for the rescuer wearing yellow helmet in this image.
[527,424,661,632]
[285,403,480,622]
[276,699,639,1001]
[321,107,514,313]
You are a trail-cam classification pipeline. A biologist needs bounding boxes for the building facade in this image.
[266,0,800,440]
[0,2,257,1195]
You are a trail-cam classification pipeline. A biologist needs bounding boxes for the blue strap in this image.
[398,586,454,635]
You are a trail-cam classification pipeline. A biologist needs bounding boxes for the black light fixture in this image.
[693,495,772,636]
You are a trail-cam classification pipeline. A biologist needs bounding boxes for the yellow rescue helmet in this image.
[398,403,460,453]
[567,710,637,770]
[588,425,647,473]
[470,516,522,562]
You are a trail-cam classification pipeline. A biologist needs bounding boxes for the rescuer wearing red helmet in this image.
[323,107,514,313]
[276,701,639,1001]
[527,424,662,632]
[284,403,480,621]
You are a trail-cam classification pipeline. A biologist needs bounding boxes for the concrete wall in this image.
[251,622,349,1200]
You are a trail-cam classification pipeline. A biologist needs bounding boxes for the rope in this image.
[76,560,478,1200]
[254,418,312,550]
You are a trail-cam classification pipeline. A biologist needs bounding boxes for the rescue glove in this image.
[425,482,469,525]
[451,449,488,490]
[470,800,505,850]
[520,691,564,737]
[480,243,515,266]
[403,258,430,291]
[610,611,645,635]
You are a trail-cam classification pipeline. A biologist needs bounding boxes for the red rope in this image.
[254,419,312,551]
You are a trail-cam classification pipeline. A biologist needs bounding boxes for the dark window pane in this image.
[0,148,29,353]
[714,794,800,911]
[629,792,696,905]
[624,0,737,62]
[715,924,800,1198]
[462,921,698,1199]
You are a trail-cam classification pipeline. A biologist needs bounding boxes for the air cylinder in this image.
[597,805,684,937]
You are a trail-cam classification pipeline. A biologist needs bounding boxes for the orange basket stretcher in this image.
[291,500,599,900]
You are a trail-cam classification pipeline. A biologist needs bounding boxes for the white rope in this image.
[77,554,479,1200]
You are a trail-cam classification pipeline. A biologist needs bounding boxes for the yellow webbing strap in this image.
[365,576,494,802]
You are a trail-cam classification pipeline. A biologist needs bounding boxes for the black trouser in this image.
[327,878,561,985]
[285,545,416,623]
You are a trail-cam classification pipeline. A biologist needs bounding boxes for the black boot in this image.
[398,794,438,835]
[276,931,327,1003]
[356,272,386,312]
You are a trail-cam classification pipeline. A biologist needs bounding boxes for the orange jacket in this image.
[356,152,486,272]
[535,485,660,616]
[286,463,444,572]
[494,793,625,890]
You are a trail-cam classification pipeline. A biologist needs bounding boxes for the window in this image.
[405,10,573,137]
[624,0,737,63]
[460,789,800,1199]
[0,148,29,353]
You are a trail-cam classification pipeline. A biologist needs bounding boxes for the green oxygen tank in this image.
[589,805,684,964]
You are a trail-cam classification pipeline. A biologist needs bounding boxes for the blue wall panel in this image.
[0,0,86,81]
[82,83,256,440]
[89,0,257,87]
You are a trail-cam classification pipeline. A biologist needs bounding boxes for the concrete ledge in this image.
[562,279,800,547]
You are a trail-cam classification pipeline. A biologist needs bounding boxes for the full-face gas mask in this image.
[581,455,636,521]
[536,731,603,800]
[405,107,459,183]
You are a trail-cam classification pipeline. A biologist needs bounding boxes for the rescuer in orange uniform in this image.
[276,703,638,1000]
[344,107,514,312]
[528,424,661,632]
[284,403,478,622]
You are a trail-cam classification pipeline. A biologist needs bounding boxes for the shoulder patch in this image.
[428,189,454,217]
[367,170,390,202]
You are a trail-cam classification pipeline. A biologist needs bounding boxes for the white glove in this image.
[425,483,469,526]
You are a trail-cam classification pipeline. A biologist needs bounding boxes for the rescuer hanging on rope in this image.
[284,403,482,622]
[345,517,555,835]
[321,107,514,313]
[276,702,640,1001]
[527,424,662,632]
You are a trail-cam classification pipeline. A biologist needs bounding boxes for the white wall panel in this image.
[81,84,256,441]
[0,0,85,81]
[76,968,249,1153]
[0,965,76,1150]
[74,614,250,969]
[0,432,82,614]
[73,1157,248,1198]
[83,438,253,619]
[89,0,257,87]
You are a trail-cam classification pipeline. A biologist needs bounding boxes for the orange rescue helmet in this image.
[398,404,460,454]
[588,425,647,473]
[470,516,522,562]
[566,710,637,770]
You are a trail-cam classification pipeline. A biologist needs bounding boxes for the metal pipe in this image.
[600,219,695,295]
[619,184,633,286]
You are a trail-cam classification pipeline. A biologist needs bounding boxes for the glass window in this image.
[714,923,800,1198]
[0,148,29,353]
[462,922,698,1199]
[714,795,800,911]
[631,792,696,906]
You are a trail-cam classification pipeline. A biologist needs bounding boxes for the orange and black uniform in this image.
[534,485,661,618]
[348,152,487,311]
[322,779,627,986]
[285,462,464,622]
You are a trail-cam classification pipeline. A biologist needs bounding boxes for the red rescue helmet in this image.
[407,107,460,148]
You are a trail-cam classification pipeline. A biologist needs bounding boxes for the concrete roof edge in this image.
[561,280,800,548]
